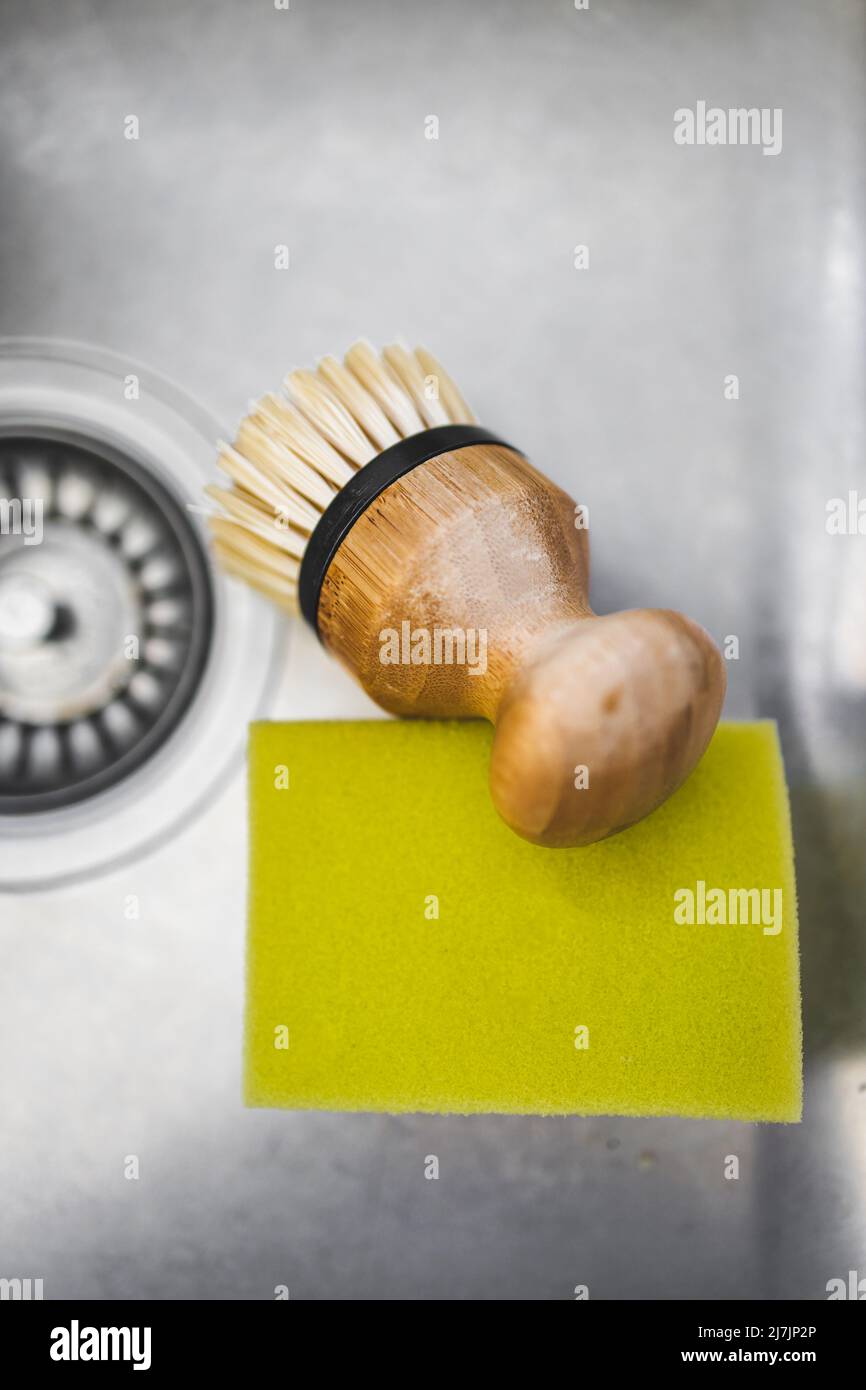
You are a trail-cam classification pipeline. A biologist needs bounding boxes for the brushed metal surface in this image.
[0,0,863,1299]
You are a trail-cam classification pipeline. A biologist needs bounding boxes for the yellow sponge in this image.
[246,720,801,1121]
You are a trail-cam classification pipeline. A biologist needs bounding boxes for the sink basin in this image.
[0,0,862,1300]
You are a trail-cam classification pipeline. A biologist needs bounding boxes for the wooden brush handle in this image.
[488,608,724,844]
[317,443,726,846]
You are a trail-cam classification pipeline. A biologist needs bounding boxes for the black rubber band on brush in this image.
[298,423,518,633]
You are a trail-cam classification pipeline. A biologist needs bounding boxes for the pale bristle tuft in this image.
[316,355,400,453]
[382,343,452,428]
[413,347,476,424]
[284,369,378,467]
[344,340,425,437]
[249,394,356,491]
[206,342,475,608]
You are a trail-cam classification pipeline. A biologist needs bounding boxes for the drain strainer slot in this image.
[0,429,213,812]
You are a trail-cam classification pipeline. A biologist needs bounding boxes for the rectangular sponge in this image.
[246,721,801,1121]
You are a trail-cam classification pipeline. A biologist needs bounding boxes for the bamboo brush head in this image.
[207,339,725,849]
[206,342,475,613]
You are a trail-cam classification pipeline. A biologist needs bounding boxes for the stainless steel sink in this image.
[0,0,863,1299]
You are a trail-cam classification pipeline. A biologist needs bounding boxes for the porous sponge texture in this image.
[246,721,801,1121]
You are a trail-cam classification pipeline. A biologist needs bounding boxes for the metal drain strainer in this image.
[0,433,213,811]
[0,338,284,890]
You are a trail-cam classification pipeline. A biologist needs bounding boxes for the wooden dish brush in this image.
[206,342,725,847]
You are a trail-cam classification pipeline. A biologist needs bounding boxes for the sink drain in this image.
[0,338,284,890]
[0,431,213,812]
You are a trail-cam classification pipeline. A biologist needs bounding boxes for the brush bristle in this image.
[206,342,475,611]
